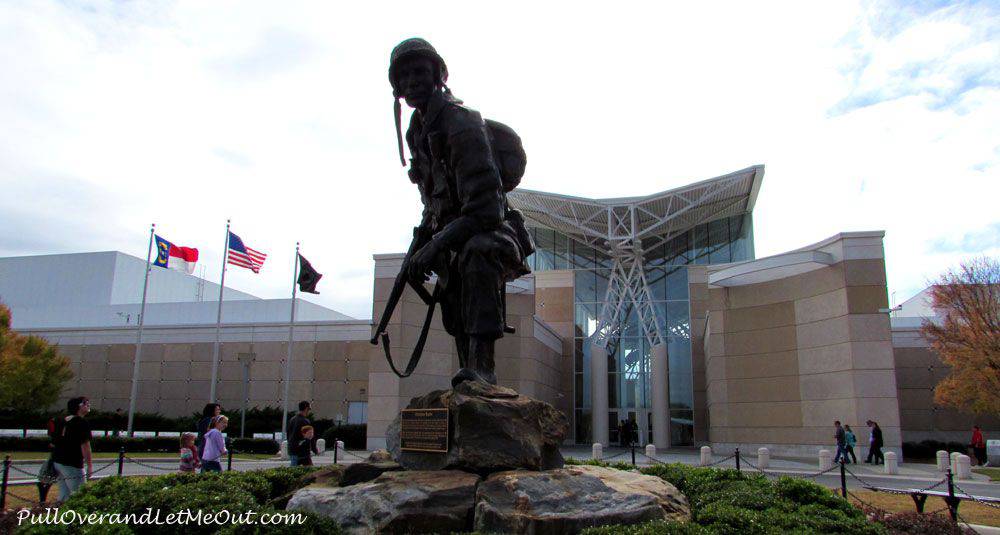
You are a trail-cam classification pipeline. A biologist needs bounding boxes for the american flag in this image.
[227,232,267,273]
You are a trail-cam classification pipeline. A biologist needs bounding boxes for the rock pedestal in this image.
[288,470,481,535]
[386,381,569,474]
[288,465,689,534]
[475,466,690,533]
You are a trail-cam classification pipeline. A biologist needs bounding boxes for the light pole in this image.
[237,352,255,439]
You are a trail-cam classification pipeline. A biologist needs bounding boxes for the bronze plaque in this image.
[400,408,449,453]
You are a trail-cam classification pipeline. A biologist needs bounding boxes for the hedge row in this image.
[580,461,966,534]
[902,440,972,460]
[0,436,280,454]
[13,467,342,535]
[0,407,362,441]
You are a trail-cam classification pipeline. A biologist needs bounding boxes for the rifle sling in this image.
[382,283,439,378]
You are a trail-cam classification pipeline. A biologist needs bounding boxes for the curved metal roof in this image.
[508,165,764,248]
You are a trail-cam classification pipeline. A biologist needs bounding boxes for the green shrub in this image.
[320,424,367,449]
[15,467,324,535]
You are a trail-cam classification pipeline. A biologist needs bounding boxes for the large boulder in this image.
[386,381,568,474]
[474,465,690,533]
[339,461,404,487]
[287,470,480,535]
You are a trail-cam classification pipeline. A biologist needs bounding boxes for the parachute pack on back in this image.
[485,119,526,192]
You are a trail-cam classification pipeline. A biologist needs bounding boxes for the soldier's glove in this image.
[408,239,444,283]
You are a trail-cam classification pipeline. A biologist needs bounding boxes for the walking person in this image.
[51,397,93,500]
[865,420,884,464]
[844,425,858,464]
[200,415,228,473]
[294,426,316,466]
[196,403,221,459]
[287,401,317,466]
[179,432,201,473]
[832,421,847,464]
[971,425,987,466]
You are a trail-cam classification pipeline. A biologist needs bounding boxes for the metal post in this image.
[127,223,155,436]
[117,447,125,476]
[1,455,11,511]
[333,437,338,464]
[735,447,741,471]
[945,468,958,521]
[227,439,233,471]
[209,219,231,403]
[840,459,848,498]
[241,360,250,439]
[281,243,300,445]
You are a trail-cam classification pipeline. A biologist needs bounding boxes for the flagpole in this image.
[127,223,155,436]
[281,242,300,442]
[209,219,231,403]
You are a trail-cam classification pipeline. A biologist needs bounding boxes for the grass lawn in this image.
[973,467,1000,481]
[1,451,276,461]
[845,489,1000,528]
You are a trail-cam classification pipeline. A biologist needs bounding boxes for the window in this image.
[348,402,368,424]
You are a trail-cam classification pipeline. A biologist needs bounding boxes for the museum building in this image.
[4,165,996,458]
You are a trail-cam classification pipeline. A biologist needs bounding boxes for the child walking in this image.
[180,432,201,473]
[296,426,315,466]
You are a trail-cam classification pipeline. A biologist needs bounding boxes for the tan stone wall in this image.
[892,325,1000,444]
[702,233,902,457]
[49,331,377,423]
[366,259,572,450]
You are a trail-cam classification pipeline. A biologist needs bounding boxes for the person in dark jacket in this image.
[389,38,531,387]
[833,421,847,464]
[196,403,221,459]
[287,401,318,466]
[865,420,885,464]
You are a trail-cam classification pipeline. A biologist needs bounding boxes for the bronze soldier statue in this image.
[383,37,532,387]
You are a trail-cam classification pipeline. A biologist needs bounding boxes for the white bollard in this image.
[279,440,288,460]
[758,447,770,469]
[336,440,345,456]
[936,450,950,472]
[316,438,326,455]
[592,443,603,460]
[884,451,898,474]
[700,446,712,466]
[645,444,656,459]
[950,452,961,474]
[819,449,832,471]
[956,454,972,480]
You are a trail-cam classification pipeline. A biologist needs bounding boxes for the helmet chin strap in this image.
[394,97,405,167]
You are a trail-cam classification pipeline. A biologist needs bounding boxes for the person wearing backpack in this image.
[386,38,532,387]
[51,397,93,499]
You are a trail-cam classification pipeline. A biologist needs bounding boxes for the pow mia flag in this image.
[297,254,322,294]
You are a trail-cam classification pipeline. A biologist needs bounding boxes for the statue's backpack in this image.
[485,119,526,193]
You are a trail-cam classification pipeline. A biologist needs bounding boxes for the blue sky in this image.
[0,0,997,318]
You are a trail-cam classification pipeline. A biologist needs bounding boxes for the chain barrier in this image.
[338,448,370,462]
[955,511,982,534]
[7,458,117,483]
[598,450,630,462]
[703,453,737,467]
[952,481,1000,510]
[122,457,180,472]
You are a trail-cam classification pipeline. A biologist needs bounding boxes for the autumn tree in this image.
[923,257,1000,416]
[0,303,75,413]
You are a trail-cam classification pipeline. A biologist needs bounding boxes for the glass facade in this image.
[526,213,754,446]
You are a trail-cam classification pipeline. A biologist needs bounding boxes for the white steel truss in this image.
[509,165,764,353]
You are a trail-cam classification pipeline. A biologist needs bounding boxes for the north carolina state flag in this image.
[153,235,199,274]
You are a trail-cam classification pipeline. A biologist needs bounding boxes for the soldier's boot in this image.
[451,336,497,387]
[470,335,497,385]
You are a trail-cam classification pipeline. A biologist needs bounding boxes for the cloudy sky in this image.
[1,0,997,319]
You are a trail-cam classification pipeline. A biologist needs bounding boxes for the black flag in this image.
[297,254,322,294]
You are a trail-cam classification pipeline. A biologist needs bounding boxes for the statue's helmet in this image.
[388,38,448,98]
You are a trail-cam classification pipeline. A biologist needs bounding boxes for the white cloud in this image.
[0,0,997,318]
